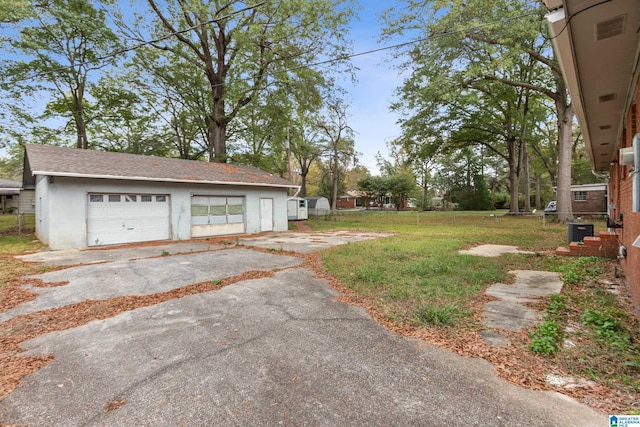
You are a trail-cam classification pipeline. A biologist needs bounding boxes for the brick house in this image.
[336,194,357,209]
[570,184,607,215]
[544,0,640,312]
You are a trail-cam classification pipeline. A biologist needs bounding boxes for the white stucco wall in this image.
[35,175,290,249]
[35,175,50,245]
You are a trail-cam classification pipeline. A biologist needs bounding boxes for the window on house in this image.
[108,195,121,202]
[125,195,137,202]
[141,195,152,202]
[89,195,103,202]
[156,195,167,202]
[573,191,587,201]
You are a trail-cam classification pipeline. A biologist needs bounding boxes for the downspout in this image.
[592,169,610,220]
[290,186,302,199]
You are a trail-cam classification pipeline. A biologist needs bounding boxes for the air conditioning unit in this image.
[568,223,594,243]
[620,147,634,165]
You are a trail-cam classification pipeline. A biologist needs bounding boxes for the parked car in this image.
[545,201,557,213]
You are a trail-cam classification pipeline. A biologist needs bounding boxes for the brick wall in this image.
[336,197,356,209]
[571,190,606,214]
[610,84,640,311]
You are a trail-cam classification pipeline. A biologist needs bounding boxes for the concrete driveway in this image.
[1,231,605,426]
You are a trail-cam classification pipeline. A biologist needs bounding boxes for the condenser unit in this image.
[568,223,594,243]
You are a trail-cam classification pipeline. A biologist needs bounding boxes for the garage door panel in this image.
[190,196,246,237]
[88,194,170,246]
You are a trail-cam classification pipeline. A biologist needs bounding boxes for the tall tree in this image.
[137,0,355,163]
[382,0,575,221]
[2,0,121,149]
[317,99,356,212]
[290,110,326,197]
[0,0,32,24]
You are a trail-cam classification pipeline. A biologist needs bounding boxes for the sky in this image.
[344,3,405,175]
[0,1,408,176]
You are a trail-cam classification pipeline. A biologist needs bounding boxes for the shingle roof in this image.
[0,178,21,188]
[0,178,21,195]
[24,144,297,189]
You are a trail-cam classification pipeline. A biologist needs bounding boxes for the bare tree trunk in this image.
[73,92,89,149]
[556,99,574,223]
[508,137,520,213]
[535,173,541,210]
[523,143,531,212]
[422,167,428,211]
[331,151,339,213]
[75,118,89,149]
[299,165,309,198]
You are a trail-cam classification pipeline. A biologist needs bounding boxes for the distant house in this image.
[549,184,608,214]
[570,184,607,214]
[336,192,359,209]
[0,178,20,214]
[336,195,355,209]
[305,197,330,216]
[22,144,298,249]
[544,0,640,307]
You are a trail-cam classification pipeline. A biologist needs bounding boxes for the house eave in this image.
[32,171,299,189]
[544,0,640,173]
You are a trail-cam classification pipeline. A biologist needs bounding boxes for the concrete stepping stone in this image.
[481,270,563,345]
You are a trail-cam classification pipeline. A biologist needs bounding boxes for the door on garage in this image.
[260,198,273,232]
[191,196,245,237]
[87,194,170,246]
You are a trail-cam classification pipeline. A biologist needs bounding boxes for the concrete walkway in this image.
[484,270,564,332]
[0,237,605,426]
[458,245,564,347]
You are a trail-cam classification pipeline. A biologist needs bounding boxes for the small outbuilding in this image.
[305,197,330,216]
[23,144,298,249]
[287,197,308,220]
[0,178,21,214]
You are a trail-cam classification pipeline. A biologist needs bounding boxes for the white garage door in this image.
[87,194,170,246]
[191,196,245,237]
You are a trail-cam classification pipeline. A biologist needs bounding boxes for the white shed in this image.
[305,197,330,216]
[287,197,308,220]
[23,144,298,249]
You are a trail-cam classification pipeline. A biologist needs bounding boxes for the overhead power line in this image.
[3,1,267,85]
[4,8,541,89]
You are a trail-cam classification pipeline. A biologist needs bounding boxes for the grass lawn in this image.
[307,211,639,413]
[0,214,43,290]
[1,210,637,412]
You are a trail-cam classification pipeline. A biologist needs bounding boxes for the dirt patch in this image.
[103,398,126,413]
[293,221,313,232]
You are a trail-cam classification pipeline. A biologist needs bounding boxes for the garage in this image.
[87,193,170,246]
[23,144,296,250]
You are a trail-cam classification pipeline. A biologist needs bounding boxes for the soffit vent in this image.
[595,14,626,41]
[598,93,617,102]
[599,125,612,130]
